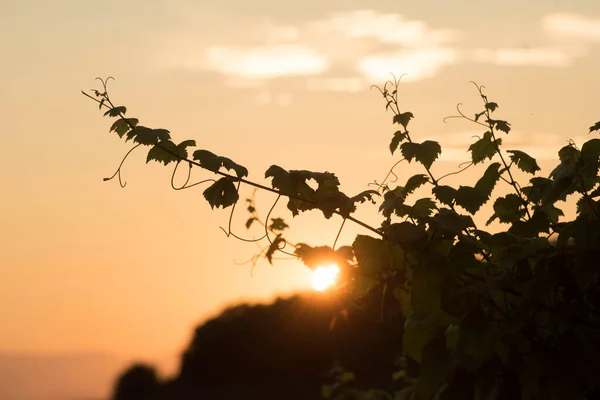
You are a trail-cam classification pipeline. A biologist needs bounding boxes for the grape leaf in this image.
[352,235,405,275]
[109,118,139,138]
[474,162,501,199]
[202,177,239,209]
[126,126,171,146]
[269,217,289,232]
[266,234,285,264]
[193,150,248,178]
[487,193,525,224]
[265,165,291,194]
[104,106,126,117]
[379,186,407,218]
[468,131,500,164]
[401,140,442,169]
[294,244,340,269]
[410,198,437,219]
[390,130,408,154]
[485,102,498,112]
[385,221,428,247]
[581,138,600,159]
[146,139,196,166]
[506,150,540,174]
[393,111,414,129]
[147,140,178,165]
[405,174,430,196]
[432,185,457,207]
[455,186,488,214]
[351,190,379,205]
[488,119,511,133]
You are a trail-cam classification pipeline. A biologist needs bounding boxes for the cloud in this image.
[543,13,600,41]
[358,47,459,82]
[305,77,366,92]
[471,47,585,67]
[155,10,461,87]
[203,44,329,79]
[312,10,458,47]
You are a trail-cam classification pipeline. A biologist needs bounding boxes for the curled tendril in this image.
[436,161,474,183]
[103,143,141,188]
[442,103,488,128]
[170,163,217,191]
[375,158,405,193]
[219,181,268,243]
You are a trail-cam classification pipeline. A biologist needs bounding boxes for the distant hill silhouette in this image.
[112,291,405,400]
[0,352,123,400]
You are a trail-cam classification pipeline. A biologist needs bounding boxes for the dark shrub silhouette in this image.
[112,292,404,400]
[113,363,159,400]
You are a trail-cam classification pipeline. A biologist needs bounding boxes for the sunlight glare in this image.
[311,264,340,291]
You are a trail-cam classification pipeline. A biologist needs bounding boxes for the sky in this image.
[1,0,599,396]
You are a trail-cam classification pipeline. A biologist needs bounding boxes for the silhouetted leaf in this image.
[474,162,501,199]
[432,185,457,207]
[147,140,178,165]
[104,105,126,117]
[581,138,600,159]
[202,177,239,209]
[489,119,511,133]
[193,150,248,178]
[405,174,430,195]
[507,150,540,174]
[410,198,437,219]
[430,208,474,235]
[351,190,379,205]
[589,121,600,133]
[265,165,291,193]
[485,102,498,112]
[379,186,406,218]
[126,126,171,145]
[146,139,196,166]
[390,130,408,154]
[110,118,139,138]
[269,217,289,232]
[266,234,285,264]
[468,131,500,164]
[401,140,442,169]
[386,221,428,247]
[393,111,414,128]
[245,217,255,229]
[352,235,405,275]
[455,186,488,214]
[487,193,525,224]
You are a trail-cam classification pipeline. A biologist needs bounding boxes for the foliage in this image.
[86,76,600,399]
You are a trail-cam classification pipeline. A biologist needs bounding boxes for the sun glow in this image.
[311,264,340,291]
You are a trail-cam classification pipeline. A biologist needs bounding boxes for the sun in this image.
[311,264,340,291]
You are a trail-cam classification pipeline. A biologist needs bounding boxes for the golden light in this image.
[311,264,340,291]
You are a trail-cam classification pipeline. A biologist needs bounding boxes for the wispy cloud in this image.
[358,47,459,82]
[203,44,329,79]
[471,47,585,67]
[155,10,461,88]
[311,10,458,47]
[543,13,600,41]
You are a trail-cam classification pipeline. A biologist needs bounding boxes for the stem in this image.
[84,90,384,239]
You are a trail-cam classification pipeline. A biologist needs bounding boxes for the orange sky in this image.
[1,0,599,384]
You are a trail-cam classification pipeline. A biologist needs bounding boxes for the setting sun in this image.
[311,264,340,291]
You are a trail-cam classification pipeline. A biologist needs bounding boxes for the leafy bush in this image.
[86,76,600,399]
